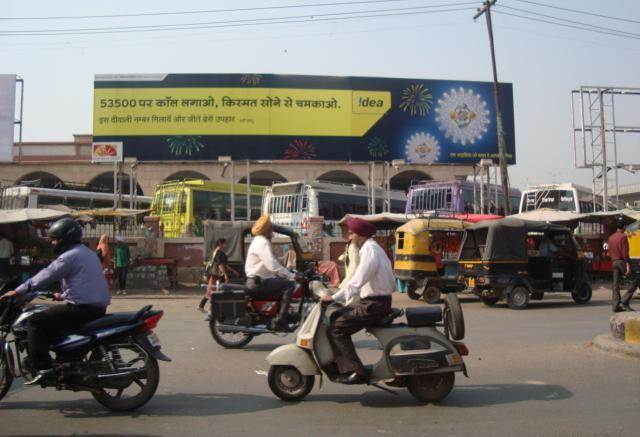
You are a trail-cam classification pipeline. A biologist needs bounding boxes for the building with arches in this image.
[4,135,476,197]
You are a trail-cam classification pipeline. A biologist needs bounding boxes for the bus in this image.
[150,180,264,238]
[518,183,613,214]
[0,186,151,211]
[406,180,521,216]
[262,181,406,236]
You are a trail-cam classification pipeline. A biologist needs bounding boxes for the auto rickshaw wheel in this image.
[481,297,499,306]
[572,282,592,304]
[507,286,530,310]
[443,293,465,340]
[423,286,442,304]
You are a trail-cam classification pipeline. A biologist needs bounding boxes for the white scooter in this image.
[266,282,468,403]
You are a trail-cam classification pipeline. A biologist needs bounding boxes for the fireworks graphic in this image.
[240,74,263,85]
[283,139,317,160]
[166,136,205,156]
[405,132,440,164]
[435,87,490,145]
[399,84,433,117]
[367,137,389,158]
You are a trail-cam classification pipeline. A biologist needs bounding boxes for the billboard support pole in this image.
[231,160,235,221]
[246,160,251,220]
[474,0,511,214]
[113,161,118,209]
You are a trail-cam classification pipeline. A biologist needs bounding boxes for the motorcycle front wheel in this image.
[268,365,314,402]
[209,316,254,349]
[89,344,160,411]
[0,351,13,401]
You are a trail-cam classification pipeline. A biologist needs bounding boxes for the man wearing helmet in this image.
[0,218,110,385]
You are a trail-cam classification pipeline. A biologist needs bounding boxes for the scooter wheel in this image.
[407,372,455,403]
[268,365,314,402]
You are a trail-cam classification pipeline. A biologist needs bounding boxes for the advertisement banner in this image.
[0,75,16,163]
[91,141,123,163]
[93,73,516,164]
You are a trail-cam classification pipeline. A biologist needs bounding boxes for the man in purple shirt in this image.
[1,218,110,385]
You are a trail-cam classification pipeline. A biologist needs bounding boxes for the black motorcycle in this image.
[0,282,171,411]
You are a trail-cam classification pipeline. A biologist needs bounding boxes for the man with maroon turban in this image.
[321,216,395,384]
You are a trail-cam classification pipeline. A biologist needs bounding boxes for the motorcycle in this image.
[0,281,171,411]
[207,270,320,349]
[265,281,468,403]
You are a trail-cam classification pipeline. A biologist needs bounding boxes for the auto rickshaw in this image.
[457,217,593,309]
[628,220,640,275]
[394,218,468,304]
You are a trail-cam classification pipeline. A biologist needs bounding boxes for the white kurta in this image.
[245,235,295,280]
[332,238,395,305]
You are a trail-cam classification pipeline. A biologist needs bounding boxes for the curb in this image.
[592,334,640,359]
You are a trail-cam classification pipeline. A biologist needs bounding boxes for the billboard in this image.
[91,141,122,163]
[93,73,515,164]
[0,75,16,163]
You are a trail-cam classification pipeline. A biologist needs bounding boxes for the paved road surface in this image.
[1,287,638,436]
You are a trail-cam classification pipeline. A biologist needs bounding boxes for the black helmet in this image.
[48,218,82,247]
[616,216,626,229]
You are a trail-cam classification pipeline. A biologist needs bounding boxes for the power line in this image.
[497,4,640,39]
[0,5,474,36]
[510,0,640,25]
[0,0,467,20]
[493,10,640,40]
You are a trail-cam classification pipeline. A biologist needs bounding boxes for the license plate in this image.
[147,332,161,347]
[468,278,475,287]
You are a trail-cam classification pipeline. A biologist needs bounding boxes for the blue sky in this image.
[2,0,639,189]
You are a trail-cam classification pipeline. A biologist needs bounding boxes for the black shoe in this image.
[614,305,625,313]
[269,318,290,332]
[621,305,635,312]
[335,370,369,385]
[24,368,54,386]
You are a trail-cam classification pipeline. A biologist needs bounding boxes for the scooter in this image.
[266,281,468,403]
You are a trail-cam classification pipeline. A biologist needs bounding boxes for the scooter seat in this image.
[405,306,442,327]
[371,307,404,326]
[220,283,249,292]
[77,312,139,333]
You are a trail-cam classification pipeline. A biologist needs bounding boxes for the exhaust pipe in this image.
[216,323,272,334]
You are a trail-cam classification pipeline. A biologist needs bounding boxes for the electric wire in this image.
[510,0,640,25]
[497,4,640,39]
[493,10,640,41]
[0,0,472,20]
[0,5,474,37]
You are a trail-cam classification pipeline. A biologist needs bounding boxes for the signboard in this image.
[91,141,122,163]
[93,74,516,164]
[0,75,16,163]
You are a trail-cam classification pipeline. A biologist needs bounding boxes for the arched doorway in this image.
[316,171,364,185]
[390,170,431,192]
[238,170,287,186]
[164,170,209,181]
[16,172,63,189]
[87,172,144,195]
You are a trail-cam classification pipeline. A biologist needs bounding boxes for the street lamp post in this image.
[219,156,235,221]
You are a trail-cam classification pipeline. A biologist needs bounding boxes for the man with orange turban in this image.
[245,214,300,331]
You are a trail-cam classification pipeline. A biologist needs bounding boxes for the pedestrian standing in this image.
[0,233,14,276]
[198,238,239,312]
[95,234,113,288]
[607,218,636,312]
[114,236,130,295]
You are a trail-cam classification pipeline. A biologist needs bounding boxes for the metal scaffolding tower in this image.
[572,86,640,211]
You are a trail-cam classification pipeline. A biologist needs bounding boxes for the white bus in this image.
[0,186,151,211]
[262,181,406,235]
[519,183,613,214]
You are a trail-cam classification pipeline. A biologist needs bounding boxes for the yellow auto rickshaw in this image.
[394,218,467,304]
[628,220,640,274]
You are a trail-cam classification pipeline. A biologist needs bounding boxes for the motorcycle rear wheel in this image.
[407,372,455,403]
[89,345,160,411]
[209,316,254,349]
[268,365,314,402]
[0,353,13,401]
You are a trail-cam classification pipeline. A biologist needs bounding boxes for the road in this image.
[1,286,638,436]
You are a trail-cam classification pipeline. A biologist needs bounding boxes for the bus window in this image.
[161,191,177,213]
[37,195,63,208]
[193,190,226,220]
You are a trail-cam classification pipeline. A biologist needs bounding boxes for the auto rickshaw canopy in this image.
[396,218,468,236]
[461,217,570,262]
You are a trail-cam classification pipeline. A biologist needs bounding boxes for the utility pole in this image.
[474,0,511,215]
